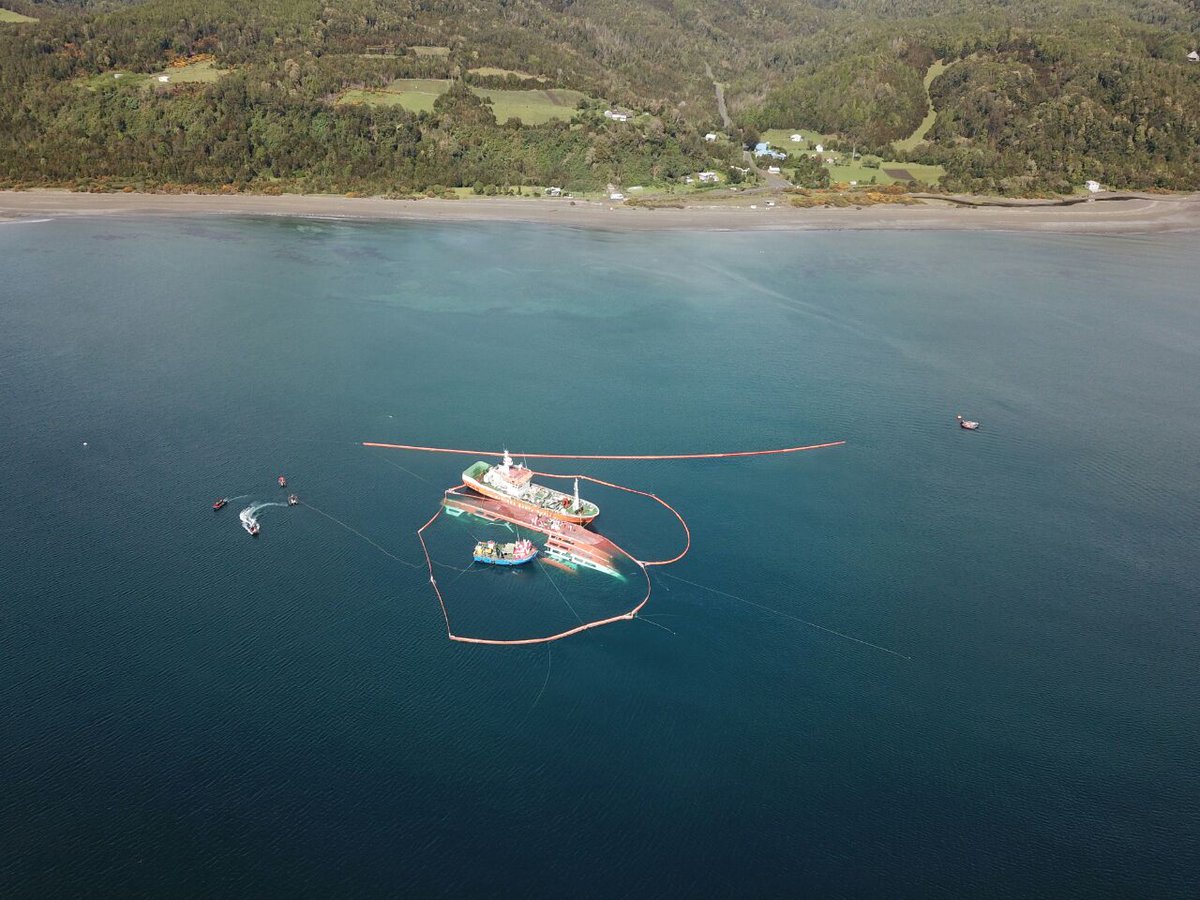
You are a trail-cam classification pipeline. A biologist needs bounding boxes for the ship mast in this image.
[573,478,580,513]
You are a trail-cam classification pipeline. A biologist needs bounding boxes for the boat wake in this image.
[238,501,288,533]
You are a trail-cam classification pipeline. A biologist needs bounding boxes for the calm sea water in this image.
[2,216,1198,897]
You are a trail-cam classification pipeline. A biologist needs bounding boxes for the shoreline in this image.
[2,188,1199,234]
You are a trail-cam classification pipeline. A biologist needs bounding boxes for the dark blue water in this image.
[2,216,1198,897]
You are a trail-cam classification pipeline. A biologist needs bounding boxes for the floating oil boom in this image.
[376,438,847,645]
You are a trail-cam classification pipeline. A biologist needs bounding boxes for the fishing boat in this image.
[212,498,227,511]
[957,415,980,431]
[474,538,538,566]
[463,451,599,525]
[287,494,299,506]
[278,475,288,487]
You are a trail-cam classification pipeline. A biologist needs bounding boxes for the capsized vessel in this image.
[473,537,538,566]
[462,451,599,525]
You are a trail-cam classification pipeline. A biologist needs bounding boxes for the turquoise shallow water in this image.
[2,216,1198,896]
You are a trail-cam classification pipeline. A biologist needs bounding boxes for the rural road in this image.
[705,63,732,130]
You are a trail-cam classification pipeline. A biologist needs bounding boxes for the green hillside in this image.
[0,0,1197,194]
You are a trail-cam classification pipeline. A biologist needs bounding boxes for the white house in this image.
[814,143,824,153]
[545,187,563,197]
[157,75,170,83]
[1188,50,1199,62]
[603,110,629,122]
[1085,179,1102,193]
[609,192,625,201]
[704,132,717,142]
[683,176,694,184]
[790,133,803,142]
[697,171,719,183]
[767,165,781,174]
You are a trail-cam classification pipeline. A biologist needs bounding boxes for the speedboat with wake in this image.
[213,498,228,511]
[240,509,260,536]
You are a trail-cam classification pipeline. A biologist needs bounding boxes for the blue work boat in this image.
[474,538,538,566]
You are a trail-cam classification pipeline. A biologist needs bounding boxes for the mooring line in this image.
[661,572,910,661]
[514,647,553,730]
[636,616,676,636]
[301,501,422,570]
[371,451,435,485]
[538,557,583,625]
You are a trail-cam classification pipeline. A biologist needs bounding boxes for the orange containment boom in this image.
[362,441,846,460]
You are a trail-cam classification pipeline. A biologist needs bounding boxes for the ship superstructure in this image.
[462,451,599,525]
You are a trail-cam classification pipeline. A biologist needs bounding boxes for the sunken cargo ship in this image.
[463,452,599,525]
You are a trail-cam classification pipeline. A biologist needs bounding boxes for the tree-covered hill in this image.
[1,0,1197,194]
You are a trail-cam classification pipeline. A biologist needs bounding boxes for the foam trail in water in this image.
[238,501,289,531]
[241,501,288,518]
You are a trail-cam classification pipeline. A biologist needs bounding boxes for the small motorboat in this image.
[278,475,287,488]
[957,414,980,430]
[473,538,537,566]
[239,508,260,536]
[287,494,299,506]
[213,498,228,511]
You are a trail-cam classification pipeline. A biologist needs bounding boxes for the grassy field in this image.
[84,60,230,92]
[894,59,954,152]
[758,126,944,184]
[0,8,37,22]
[468,67,545,80]
[152,60,229,83]
[760,128,835,151]
[826,161,945,186]
[340,79,589,124]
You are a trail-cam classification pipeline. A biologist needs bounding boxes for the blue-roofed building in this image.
[753,141,787,160]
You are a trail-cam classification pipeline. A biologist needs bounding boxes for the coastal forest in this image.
[0,0,1198,195]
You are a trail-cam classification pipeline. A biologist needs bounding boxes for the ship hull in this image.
[473,552,537,566]
[463,471,598,525]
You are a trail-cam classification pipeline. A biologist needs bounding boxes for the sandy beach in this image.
[2,188,1198,233]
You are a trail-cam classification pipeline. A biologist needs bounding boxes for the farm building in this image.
[753,142,787,160]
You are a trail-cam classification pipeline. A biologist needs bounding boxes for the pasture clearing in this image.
[894,59,955,152]
[153,59,228,83]
[760,128,836,151]
[469,67,545,81]
[340,79,590,124]
[0,8,37,22]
